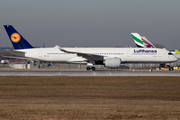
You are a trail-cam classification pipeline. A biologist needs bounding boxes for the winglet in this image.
[131,33,145,48]
[55,45,66,52]
[175,49,180,53]
[55,45,75,54]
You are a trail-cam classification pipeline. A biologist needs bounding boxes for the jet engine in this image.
[104,58,121,68]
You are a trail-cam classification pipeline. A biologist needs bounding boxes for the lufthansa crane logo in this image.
[11,33,21,43]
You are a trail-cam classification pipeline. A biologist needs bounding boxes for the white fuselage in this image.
[16,47,177,65]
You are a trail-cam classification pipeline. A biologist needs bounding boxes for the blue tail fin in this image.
[4,25,34,50]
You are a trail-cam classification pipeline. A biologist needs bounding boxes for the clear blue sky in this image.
[0,0,180,50]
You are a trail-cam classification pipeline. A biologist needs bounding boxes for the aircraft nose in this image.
[174,56,178,61]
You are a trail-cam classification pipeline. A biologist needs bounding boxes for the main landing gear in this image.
[86,62,96,71]
[86,66,96,71]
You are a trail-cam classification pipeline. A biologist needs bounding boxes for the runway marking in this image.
[93,71,96,76]
[109,71,112,76]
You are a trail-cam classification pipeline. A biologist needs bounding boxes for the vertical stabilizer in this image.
[141,36,155,48]
[175,49,180,53]
[4,25,34,50]
[131,33,145,48]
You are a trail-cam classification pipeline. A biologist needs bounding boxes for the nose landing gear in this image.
[169,67,173,71]
[159,64,174,71]
[167,65,174,71]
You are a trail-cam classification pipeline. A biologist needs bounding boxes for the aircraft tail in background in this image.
[141,36,155,48]
[131,33,155,48]
[175,49,180,53]
[4,25,34,50]
[131,33,145,48]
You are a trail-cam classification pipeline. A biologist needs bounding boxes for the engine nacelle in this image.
[104,58,121,68]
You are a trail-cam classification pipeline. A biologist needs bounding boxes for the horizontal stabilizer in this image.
[1,55,32,60]
[3,50,25,56]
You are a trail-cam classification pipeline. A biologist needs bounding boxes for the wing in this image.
[55,45,104,61]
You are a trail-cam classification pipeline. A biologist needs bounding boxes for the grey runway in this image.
[0,69,180,76]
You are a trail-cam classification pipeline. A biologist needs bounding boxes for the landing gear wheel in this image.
[86,67,91,71]
[169,67,173,71]
[92,67,96,71]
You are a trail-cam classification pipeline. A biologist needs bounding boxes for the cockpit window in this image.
[168,52,173,55]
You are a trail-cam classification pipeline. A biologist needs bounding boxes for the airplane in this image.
[3,25,177,71]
